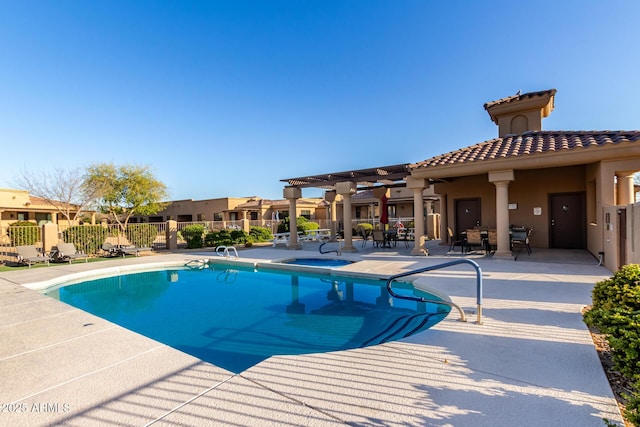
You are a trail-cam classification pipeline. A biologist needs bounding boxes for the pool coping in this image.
[0,246,626,426]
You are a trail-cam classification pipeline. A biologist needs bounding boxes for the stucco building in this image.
[281,89,640,271]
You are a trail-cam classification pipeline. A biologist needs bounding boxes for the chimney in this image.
[484,89,556,137]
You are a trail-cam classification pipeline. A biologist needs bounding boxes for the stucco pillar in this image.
[336,182,357,252]
[284,187,302,250]
[407,177,427,256]
[166,220,178,250]
[324,190,338,241]
[616,171,636,205]
[42,222,59,253]
[489,170,515,260]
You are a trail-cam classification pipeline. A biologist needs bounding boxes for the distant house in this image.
[130,196,328,228]
[0,188,86,240]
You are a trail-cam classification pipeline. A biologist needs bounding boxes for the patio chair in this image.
[54,242,89,263]
[447,227,464,252]
[511,227,533,260]
[372,230,386,248]
[360,229,370,247]
[16,245,52,268]
[486,230,497,254]
[464,229,484,253]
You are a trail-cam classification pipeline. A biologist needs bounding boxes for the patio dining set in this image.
[448,226,533,258]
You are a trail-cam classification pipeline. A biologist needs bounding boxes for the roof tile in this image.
[410,131,640,169]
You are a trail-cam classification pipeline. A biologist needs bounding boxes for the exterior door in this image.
[455,198,481,236]
[549,193,586,249]
[618,208,627,268]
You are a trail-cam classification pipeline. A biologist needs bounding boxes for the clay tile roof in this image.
[410,131,640,170]
[483,88,557,110]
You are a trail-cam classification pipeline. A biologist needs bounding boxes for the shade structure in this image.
[380,194,388,225]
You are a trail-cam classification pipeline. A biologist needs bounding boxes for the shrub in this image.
[205,230,233,247]
[63,225,108,255]
[125,223,158,248]
[356,223,373,236]
[8,221,40,246]
[180,224,205,249]
[584,264,640,424]
[249,226,273,242]
[299,220,319,232]
[277,217,316,233]
[230,229,249,245]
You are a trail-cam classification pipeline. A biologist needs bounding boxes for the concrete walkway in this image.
[0,241,625,426]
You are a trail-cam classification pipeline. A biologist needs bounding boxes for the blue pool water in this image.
[45,265,451,373]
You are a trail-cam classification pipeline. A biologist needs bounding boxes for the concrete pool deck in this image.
[0,240,625,426]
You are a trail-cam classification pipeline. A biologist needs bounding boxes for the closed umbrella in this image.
[380,194,388,227]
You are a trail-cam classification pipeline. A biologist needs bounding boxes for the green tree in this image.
[84,163,168,231]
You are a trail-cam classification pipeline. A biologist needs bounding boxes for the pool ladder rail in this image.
[319,240,342,256]
[385,259,483,325]
[216,245,239,258]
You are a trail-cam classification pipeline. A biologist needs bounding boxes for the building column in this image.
[616,171,636,205]
[284,187,302,250]
[336,181,357,252]
[324,190,338,241]
[489,170,515,259]
[407,177,427,255]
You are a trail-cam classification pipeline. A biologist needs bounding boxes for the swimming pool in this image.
[44,264,451,373]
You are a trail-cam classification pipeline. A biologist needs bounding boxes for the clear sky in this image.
[1,1,638,201]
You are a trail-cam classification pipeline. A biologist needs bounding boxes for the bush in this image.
[8,221,40,246]
[181,224,205,249]
[205,230,233,247]
[63,225,108,255]
[125,223,158,249]
[356,223,373,236]
[584,264,640,424]
[277,217,316,233]
[249,226,273,242]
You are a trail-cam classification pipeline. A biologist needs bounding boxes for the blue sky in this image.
[1,1,638,201]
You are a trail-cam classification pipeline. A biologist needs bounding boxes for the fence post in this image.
[42,223,59,253]
[166,220,178,250]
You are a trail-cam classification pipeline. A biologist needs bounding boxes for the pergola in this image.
[281,164,431,254]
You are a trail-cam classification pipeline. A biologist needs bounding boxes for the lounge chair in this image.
[54,242,89,263]
[16,245,52,268]
[117,245,152,257]
[102,242,152,257]
[101,242,120,257]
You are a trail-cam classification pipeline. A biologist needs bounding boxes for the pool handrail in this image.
[385,259,483,324]
[216,246,239,258]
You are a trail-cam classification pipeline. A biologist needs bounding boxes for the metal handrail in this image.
[385,259,483,324]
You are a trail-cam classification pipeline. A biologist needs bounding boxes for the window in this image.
[301,210,311,220]
[197,214,204,221]
[213,212,223,221]
[35,213,51,225]
[250,211,258,220]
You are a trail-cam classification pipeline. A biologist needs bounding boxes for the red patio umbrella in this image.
[380,194,388,226]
